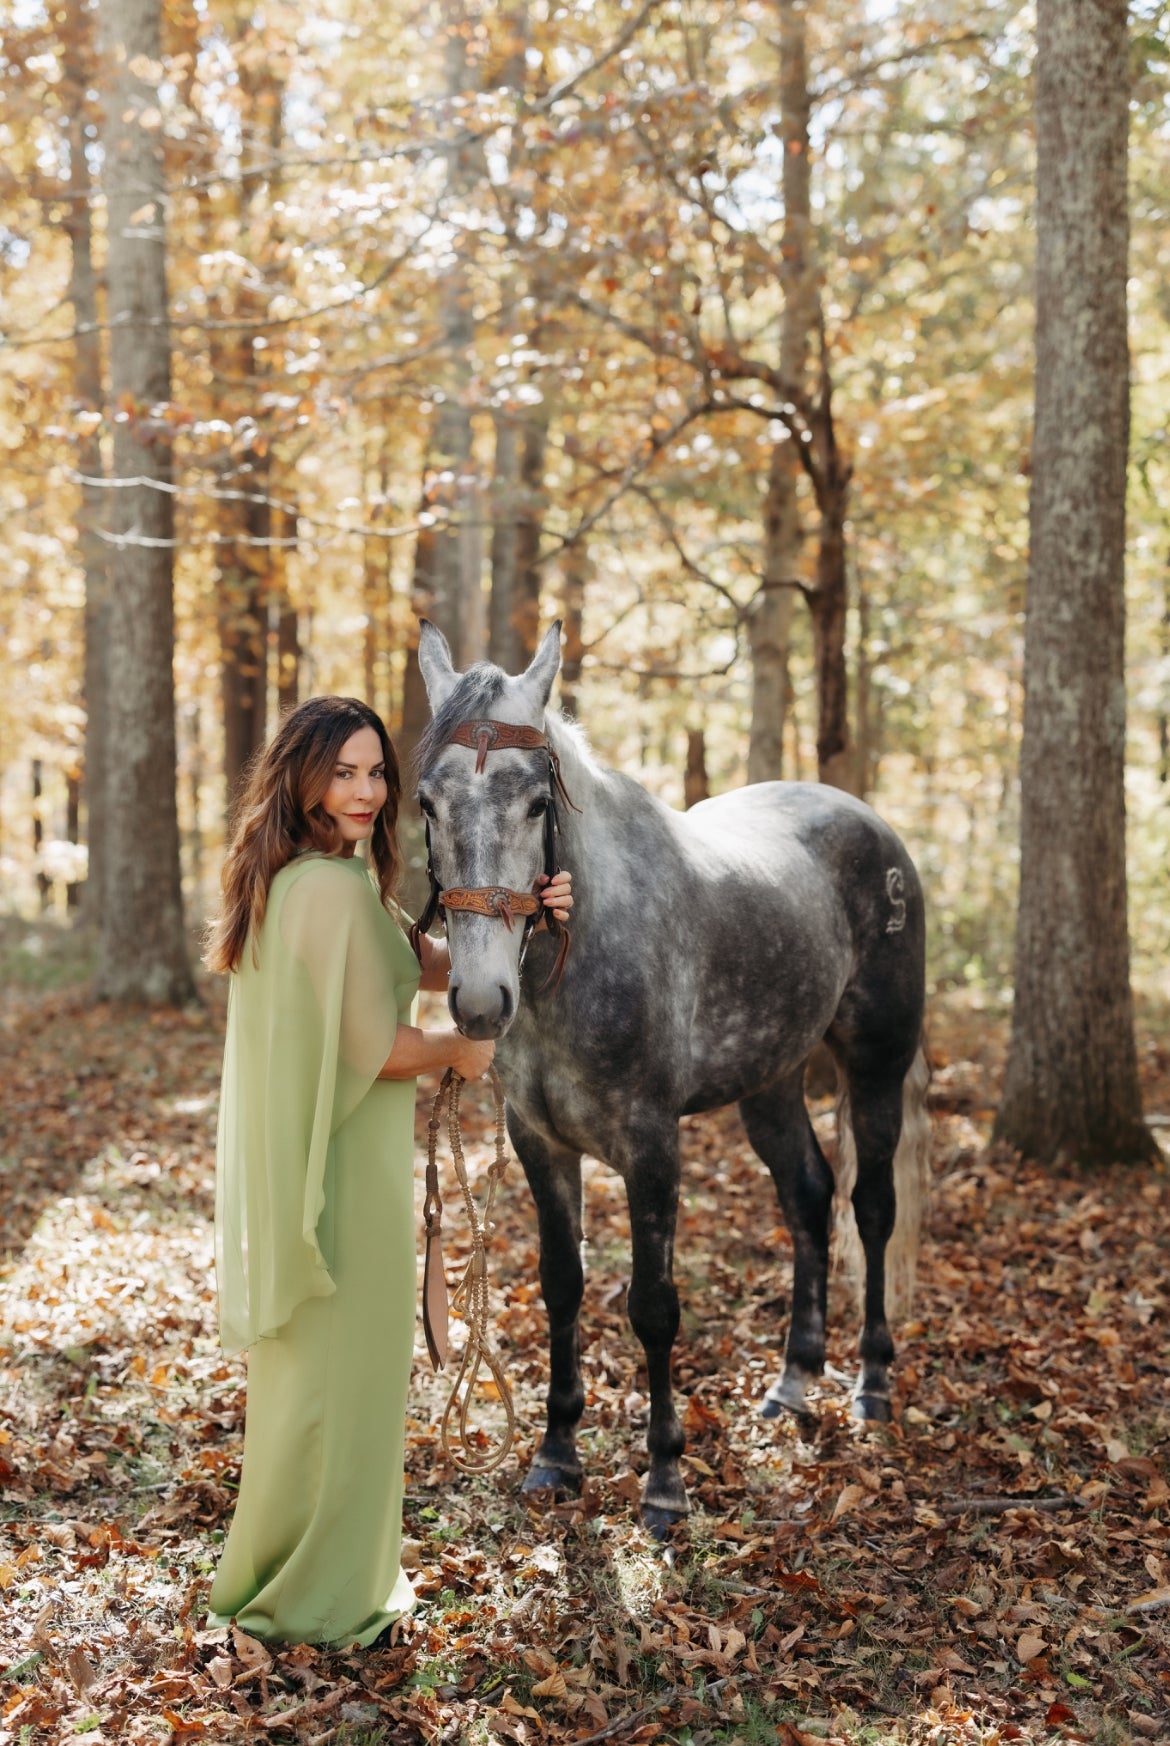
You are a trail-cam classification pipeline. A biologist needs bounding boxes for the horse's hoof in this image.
[641,1505,686,1541]
[851,1392,892,1424]
[760,1375,811,1419]
[522,1463,582,1496]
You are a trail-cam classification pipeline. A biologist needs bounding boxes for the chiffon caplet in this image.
[214,854,405,1355]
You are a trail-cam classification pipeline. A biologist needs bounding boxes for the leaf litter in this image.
[1,966,1167,1745]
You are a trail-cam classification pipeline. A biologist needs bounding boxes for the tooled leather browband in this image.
[446,720,551,774]
[443,719,578,813]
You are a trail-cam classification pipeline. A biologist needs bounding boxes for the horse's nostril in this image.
[497,984,512,1027]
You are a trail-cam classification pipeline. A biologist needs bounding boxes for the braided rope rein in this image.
[428,1064,518,1475]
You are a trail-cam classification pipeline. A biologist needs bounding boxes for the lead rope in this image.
[426,1064,517,1474]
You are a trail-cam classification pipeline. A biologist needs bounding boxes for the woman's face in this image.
[321,726,388,854]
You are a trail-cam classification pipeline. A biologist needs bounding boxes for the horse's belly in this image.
[681,938,849,1109]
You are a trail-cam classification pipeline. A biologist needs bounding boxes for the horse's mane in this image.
[545,710,600,790]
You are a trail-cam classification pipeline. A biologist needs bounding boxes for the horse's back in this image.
[685,779,915,903]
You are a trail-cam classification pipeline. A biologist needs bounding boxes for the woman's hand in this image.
[535,869,573,927]
[450,1035,496,1080]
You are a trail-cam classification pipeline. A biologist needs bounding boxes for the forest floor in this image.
[1,916,1168,1746]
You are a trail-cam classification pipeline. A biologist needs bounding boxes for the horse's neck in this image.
[544,714,606,877]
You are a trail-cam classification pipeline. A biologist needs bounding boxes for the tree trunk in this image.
[1158,554,1169,785]
[746,0,814,785]
[218,463,268,806]
[62,0,109,925]
[94,0,194,1006]
[217,33,290,806]
[809,429,854,791]
[854,560,878,796]
[684,729,709,809]
[995,0,1154,1165]
[560,539,588,717]
[428,3,486,669]
[66,765,81,911]
[747,443,798,783]
[32,761,51,911]
[489,410,519,666]
[273,503,300,716]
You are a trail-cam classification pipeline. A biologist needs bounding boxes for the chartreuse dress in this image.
[208,851,420,1646]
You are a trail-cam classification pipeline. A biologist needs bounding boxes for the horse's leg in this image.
[740,1073,834,1419]
[840,1065,906,1422]
[507,1108,587,1494]
[620,1130,687,1534]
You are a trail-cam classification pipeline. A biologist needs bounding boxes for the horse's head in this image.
[415,619,563,1039]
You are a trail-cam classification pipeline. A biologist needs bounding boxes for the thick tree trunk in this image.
[218,38,290,805]
[94,0,194,1004]
[489,399,548,671]
[996,0,1154,1165]
[489,411,519,665]
[747,0,813,784]
[63,0,109,925]
[428,4,486,669]
[747,443,798,783]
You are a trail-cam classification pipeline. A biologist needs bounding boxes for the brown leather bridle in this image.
[409,719,576,988]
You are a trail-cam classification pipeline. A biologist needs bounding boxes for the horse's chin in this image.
[452,1010,514,1042]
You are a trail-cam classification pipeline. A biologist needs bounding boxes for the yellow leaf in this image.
[531,1671,568,1700]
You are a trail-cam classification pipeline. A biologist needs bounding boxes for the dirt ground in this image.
[1,920,1167,1745]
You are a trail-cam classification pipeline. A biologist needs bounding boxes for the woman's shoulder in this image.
[272,852,384,922]
[273,852,370,893]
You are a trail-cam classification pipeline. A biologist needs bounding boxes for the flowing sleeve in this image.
[215,859,402,1355]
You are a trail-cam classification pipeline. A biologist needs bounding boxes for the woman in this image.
[204,696,570,1646]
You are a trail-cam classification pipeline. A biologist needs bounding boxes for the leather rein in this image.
[408,719,576,987]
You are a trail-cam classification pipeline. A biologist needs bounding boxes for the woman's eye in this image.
[527,798,548,819]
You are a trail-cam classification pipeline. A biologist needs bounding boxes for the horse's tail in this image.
[831,1039,932,1321]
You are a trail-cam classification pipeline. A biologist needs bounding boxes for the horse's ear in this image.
[417,618,459,709]
[519,619,562,710]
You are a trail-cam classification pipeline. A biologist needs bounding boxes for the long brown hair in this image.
[205,696,403,974]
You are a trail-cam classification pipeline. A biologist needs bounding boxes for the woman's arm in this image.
[378,1023,494,1082]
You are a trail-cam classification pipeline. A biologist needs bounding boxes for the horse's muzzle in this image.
[449,978,515,1040]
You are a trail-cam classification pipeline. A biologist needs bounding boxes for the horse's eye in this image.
[527,797,549,820]
[419,795,437,821]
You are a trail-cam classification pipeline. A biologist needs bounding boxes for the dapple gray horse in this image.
[415,621,930,1532]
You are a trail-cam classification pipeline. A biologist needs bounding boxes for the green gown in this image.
[208,851,420,1646]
